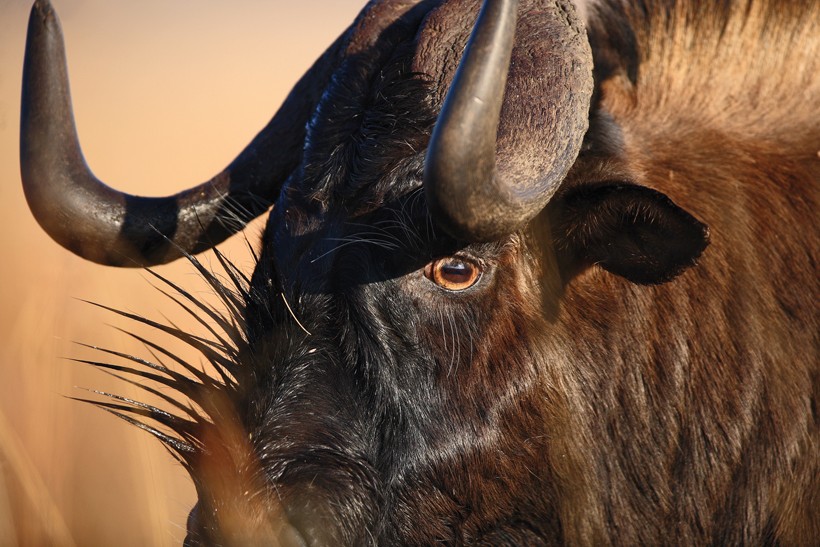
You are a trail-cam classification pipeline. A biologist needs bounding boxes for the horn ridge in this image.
[423,0,593,242]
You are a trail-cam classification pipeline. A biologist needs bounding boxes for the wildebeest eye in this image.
[424,257,482,291]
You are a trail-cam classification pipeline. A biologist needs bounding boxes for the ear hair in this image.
[552,183,710,285]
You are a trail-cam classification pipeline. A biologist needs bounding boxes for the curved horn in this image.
[20,0,338,266]
[424,0,593,242]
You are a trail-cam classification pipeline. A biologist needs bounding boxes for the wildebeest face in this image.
[226,195,548,544]
[21,0,708,543]
[21,0,820,542]
[211,71,565,536]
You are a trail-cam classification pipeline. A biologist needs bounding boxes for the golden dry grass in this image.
[0,1,363,545]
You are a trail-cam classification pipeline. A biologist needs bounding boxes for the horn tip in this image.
[31,0,56,21]
[27,0,62,46]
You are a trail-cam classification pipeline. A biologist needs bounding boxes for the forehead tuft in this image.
[297,1,446,215]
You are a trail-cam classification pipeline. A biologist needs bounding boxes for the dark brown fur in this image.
[548,0,819,542]
[79,0,818,544]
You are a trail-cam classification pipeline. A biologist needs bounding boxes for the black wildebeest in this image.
[20,0,818,544]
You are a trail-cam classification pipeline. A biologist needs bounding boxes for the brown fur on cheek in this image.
[408,239,570,539]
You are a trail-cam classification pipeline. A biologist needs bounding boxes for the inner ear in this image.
[551,183,710,285]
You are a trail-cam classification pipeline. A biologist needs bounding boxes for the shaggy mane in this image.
[588,0,820,141]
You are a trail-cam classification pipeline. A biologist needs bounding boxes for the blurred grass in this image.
[0,1,362,545]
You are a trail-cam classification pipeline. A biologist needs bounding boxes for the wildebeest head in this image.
[20,0,711,544]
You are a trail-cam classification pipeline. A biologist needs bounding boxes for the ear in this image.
[552,183,710,285]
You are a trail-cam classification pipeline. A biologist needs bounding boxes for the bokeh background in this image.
[0,1,363,544]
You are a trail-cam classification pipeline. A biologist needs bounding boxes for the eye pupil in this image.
[441,262,470,282]
[426,257,481,291]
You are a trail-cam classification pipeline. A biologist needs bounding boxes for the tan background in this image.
[0,1,363,545]
[0,1,589,545]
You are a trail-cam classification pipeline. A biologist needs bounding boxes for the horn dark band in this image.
[20,0,339,266]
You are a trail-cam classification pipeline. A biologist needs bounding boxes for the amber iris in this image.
[425,257,481,291]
